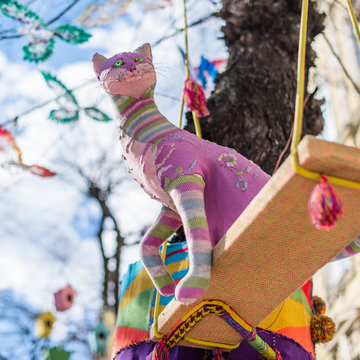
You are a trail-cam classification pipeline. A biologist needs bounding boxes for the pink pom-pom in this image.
[308,175,343,230]
[183,77,209,117]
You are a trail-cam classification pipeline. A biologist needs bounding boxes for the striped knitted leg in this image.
[333,234,360,261]
[140,206,182,296]
[167,175,212,305]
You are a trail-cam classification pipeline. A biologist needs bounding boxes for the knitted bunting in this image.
[42,72,111,123]
[0,0,91,62]
[78,0,172,27]
[0,126,55,177]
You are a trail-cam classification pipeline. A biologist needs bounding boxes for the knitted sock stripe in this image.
[166,174,205,193]
[126,110,162,134]
[334,235,360,260]
[135,118,174,142]
[123,104,158,132]
[130,113,166,139]
[139,206,182,294]
[120,98,154,119]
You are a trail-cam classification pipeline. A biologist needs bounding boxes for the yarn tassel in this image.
[183,77,209,117]
[311,296,336,344]
[274,349,283,359]
[211,348,224,360]
[308,175,343,230]
[146,339,170,360]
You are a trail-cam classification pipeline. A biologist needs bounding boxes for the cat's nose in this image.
[129,66,136,72]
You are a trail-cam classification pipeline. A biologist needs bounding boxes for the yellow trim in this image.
[291,0,360,190]
[290,0,308,158]
[153,241,168,339]
[192,112,203,138]
[152,248,240,349]
[346,0,360,45]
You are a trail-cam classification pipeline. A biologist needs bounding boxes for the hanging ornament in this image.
[0,126,56,177]
[308,175,343,230]
[195,56,227,93]
[89,320,110,355]
[42,72,111,123]
[0,0,91,62]
[0,126,22,163]
[35,311,56,338]
[43,346,71,360]
[83,107,111,122]
[78,0,172,27]
[183,77,209,118]
[54,285,76,312]
[136,0,173,11]
[78,0,133,27]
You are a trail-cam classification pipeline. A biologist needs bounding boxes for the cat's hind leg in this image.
[166,174,212,305]
[140,206,182,296]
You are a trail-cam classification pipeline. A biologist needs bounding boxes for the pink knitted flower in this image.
[183,77,209,117]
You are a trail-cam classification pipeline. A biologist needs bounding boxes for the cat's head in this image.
[92,43,156,98]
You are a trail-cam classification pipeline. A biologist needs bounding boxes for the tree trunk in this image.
[186,0,325,175]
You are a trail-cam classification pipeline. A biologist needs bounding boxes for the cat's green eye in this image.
[113,60,124,67]
[134,57,144,62]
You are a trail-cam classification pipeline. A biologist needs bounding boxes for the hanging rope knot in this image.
[183,77,209,118]
[308,175,343,230]
[274,349,283,360]
[146,339,170,360]
[211,348,224,360]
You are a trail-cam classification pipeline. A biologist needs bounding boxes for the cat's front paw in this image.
[174,277,210,305]
[158,281,176,297]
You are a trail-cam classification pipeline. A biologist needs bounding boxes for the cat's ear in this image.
[92,53,108,78]
[134,43,152,61]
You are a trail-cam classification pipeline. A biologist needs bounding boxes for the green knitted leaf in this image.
[41,71,78,106]
[0,0,42,25]
[49,109,79,123]
[22,38,55,63]
[84,107,111,122]
[54,24,92,44]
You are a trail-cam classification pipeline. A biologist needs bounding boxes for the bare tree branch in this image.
[322,32,360,94]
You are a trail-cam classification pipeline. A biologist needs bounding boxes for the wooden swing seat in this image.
[151,135,360,349]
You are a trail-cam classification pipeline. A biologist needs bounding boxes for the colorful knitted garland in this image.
[0,0,91,62]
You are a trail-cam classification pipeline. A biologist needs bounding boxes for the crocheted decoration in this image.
[0,0,91,62]
[78,0,172,27]
[42,72,110,123]
[93,44,269,305]
[146,339,170,360]
[0,126,55,177]
[211,348,224,360]
[195,56,227,95]
[158,300,279,360]
[308,175,343,230]
[183,77,209,117]
[311,315,336,343]
[312,296,326,316]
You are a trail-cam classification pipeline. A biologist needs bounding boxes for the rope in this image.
[178,0,203,138]
[346,0,360,45]
[290,0,360,190]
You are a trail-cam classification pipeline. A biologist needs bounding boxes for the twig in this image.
[46,0,80,25]
[322,32,360,94]
[0,0,81,41]
[153,13,215,47]
[0,80,90,127]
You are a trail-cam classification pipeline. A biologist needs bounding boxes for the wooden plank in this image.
[150,135,360,349]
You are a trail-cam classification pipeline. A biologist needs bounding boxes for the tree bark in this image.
[186,0,325,175]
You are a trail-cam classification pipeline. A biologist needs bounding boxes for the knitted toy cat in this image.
[92,43,270,305]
